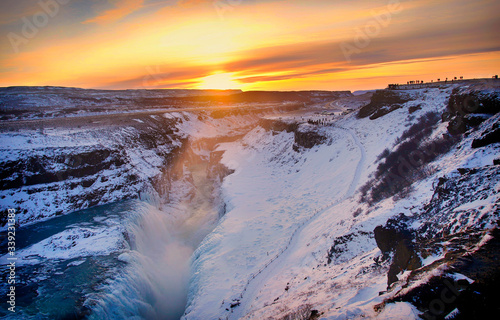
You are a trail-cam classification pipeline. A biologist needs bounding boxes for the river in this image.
[0,139,226,319]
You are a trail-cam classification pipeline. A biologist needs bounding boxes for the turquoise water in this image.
[0,200,198,320]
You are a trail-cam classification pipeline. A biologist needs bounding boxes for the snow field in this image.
[184,86,499,319]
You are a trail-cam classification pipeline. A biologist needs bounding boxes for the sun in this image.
[197,72,241,90]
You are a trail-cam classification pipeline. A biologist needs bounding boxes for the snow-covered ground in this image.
[0,109,268,229]
[183,84,499,319]
[0,106,278,319]
[1,83,498,319]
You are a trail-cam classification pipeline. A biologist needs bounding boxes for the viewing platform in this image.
[387,76,499,90]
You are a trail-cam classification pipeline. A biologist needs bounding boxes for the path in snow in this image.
[342,126,366,198]
[228,126,366,319]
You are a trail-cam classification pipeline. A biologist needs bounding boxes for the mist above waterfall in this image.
[87,137,233,320]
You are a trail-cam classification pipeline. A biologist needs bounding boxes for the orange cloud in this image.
[84,0,144,24]
[1,0,499,91]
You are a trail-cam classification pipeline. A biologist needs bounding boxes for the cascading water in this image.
[0,195,221,319]
[86,141,225,319]
[87,202,195,320]
[0,137,228,320]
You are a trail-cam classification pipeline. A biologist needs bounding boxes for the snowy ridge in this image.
[230,126,365,320]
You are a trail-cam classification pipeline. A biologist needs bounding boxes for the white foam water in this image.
[86,197,219,320]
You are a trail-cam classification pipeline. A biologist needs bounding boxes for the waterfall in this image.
[87,198,218,320]
[86,138,229,319]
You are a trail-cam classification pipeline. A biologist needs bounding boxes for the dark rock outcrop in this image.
[259,119,298,133]
[381,229,500,320]
[447,89,499,116]
[374,215,422,286]
[0,149,126,190]
[357,90,411,119]
[471,120,500,148]
[445,89,500,134]
[418,165,500,240]
[259,119,327,150]
[293,129,327,150]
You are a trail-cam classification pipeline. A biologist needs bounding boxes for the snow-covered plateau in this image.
[0,82,499,319]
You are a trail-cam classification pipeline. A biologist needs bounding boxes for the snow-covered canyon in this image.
[0,82,499,319]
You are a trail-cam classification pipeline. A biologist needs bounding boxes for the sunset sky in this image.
[0,0,499,91]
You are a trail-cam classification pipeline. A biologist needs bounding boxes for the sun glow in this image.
[197,73,241,90]
[1,0,499,90]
